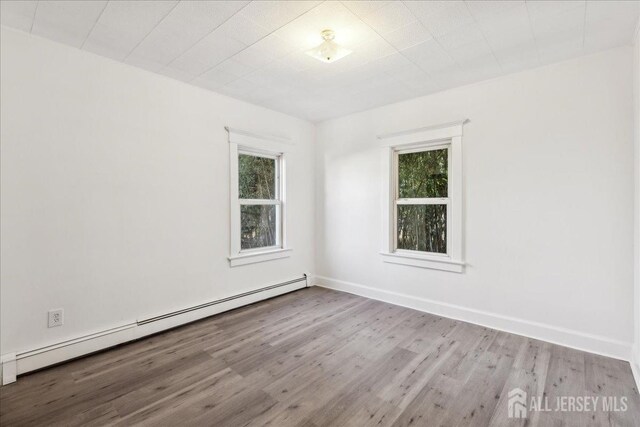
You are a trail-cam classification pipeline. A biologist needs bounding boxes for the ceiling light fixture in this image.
[305,29,352,63]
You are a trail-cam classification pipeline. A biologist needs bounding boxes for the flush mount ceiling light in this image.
[305,29,352,63]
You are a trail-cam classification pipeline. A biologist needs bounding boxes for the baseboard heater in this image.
[1,275,310,384]
[137,274,308,326]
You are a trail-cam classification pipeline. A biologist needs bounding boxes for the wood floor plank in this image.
[339,396,403,427]
[1,287,638,426]
[377,339,460,410]
[537,345,589,427]
[488,339,552,427]
[303,347,418,426]
[390,374,465,427]
[114,367,246,425]
[443,350,516,426]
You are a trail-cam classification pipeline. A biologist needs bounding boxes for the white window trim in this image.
[379,120,467,273]
[227,127,292,267]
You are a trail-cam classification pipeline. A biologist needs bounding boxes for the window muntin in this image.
[394,144,450,256]
[237,149,282,252]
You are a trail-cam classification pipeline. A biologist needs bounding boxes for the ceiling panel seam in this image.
[121,0,181,61]
[80,1,109,50]
[186,0,328,84]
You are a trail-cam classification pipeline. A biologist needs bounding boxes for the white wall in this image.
[316,46,635,359]
[0,27,315,358]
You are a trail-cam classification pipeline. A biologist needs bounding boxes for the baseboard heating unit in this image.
[138,275,308,325]
[1,275,309,385]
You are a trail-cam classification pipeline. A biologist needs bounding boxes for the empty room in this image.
[1,0,640,425]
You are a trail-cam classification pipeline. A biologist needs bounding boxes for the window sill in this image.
[380,252,465,273]
[229,248,292,267]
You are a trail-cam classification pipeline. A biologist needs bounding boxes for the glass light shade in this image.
[305,30,352,63]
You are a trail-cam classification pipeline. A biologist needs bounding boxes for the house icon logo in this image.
[508,388,527,418]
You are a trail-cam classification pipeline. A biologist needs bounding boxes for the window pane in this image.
[398,149,448,198]
[397,204,447,254]
[239,154,276,199]
[241,204,277,249]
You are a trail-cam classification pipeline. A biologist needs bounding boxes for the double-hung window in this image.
[228,128,291,267]
[238,150,282,251]
[394,145,449,255]
[380,121,465,273]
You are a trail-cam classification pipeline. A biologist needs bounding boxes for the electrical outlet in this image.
[48,309,64,328]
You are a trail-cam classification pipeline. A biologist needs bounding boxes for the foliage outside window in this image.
[395,146,449,255]
[238,151,281,251]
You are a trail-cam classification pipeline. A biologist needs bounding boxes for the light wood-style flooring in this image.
[1,287,638,426]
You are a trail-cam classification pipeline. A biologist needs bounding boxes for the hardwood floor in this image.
[1,287,638,426]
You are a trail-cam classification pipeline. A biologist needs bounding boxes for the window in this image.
[227,127,291,267]
[380,121,465,273]
[238,151,281,250]
[395,145,449,255]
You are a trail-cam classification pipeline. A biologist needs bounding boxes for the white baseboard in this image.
[314,276,633,362]
[632,347,640,392]
[1,353,16,385]
[1,280,307,385]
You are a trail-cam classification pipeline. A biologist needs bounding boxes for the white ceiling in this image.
[2,1,639,122]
